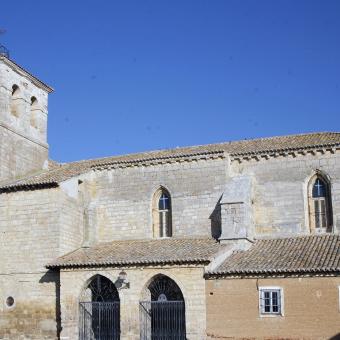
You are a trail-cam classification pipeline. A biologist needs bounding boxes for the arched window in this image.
[30,96,39,128]
[308,174,332,232]
[10,84,21,117]
[152,188,172,238]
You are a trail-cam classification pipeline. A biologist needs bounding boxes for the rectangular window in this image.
[259,288,283,316]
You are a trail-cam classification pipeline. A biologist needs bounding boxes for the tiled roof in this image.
[46,238,226,269]
[210,234,340,276]
[226,131,340,156]
[1,132,340,192]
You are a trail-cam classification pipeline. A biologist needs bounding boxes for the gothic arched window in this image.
[152,188,172,238]
[308,175,332,232]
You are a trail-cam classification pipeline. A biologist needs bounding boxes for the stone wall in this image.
[58,185,85,256]
[0,59,49,182]
[59,265,207,340]
[62,149,340,244]
[0,187,83,339]
[206,276,340,339]
[229,150,340,238]
[83,157,227,242]
[0,122,48,182]
[0,270,59,340]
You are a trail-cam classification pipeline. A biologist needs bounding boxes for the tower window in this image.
[31,96,37,105]
[152,188,172,238]
[12,84,19,96]
[308,174,332,232]
[30,96,38,128]
[10,84,21,117]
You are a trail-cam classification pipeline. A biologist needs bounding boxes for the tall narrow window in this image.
[30,96,38,128]
[308,174,332,232]
[152,188,172,238]
[159,192,171,237]
[10,84,21,117]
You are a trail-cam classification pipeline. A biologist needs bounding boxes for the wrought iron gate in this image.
[140,301,186,339]
[79,302,120,340]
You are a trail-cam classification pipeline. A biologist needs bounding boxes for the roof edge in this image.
[205,268,340,278]
[46,258,211,270]
[231,141,340,158]
[0,56,54,93]
[0,182,58,193]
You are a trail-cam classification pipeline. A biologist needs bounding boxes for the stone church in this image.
[1,54,340,340]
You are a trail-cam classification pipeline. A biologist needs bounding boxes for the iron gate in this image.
[139,301,186,339]
[79,302,120,340]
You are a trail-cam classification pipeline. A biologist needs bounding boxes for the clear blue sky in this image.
[1,0,339,162]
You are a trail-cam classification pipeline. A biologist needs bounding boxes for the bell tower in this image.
[0,54,53,181]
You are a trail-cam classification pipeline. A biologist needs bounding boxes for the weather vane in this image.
[0,28,9,58]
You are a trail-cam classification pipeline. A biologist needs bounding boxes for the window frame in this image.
[152,187,173,238]
[307,174,333,233]
[258,286,284,317]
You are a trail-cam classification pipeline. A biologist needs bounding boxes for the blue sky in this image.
[1,0,339,162]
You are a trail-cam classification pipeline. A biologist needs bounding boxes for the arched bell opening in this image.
[79,275,120,340]
[140,274,186,339]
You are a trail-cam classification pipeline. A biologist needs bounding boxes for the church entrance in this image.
[140,275,186,339]
[79,275,120,340]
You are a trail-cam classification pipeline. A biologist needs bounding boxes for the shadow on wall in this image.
[329,334,340,340]
[210,196,222,239]
[39,269,61,340]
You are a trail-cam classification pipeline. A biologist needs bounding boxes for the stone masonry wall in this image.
[206,276,340,339]
[0,59,49,182]
[59,266,207,340]
[85,157,227,242]
[0,187,83,339]
[58,190,84,256]
[0,189,60,339]
[0,126,48,182]
[230,151,340,237]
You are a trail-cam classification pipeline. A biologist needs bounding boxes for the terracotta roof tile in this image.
[210,234,340,276]
[46,238,225,269]
[1,132,340,192]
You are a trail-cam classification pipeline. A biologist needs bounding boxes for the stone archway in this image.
[79,275,120,340]
[140,274,186,339]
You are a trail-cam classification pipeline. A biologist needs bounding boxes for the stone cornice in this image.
[231,144,340,163]
[0,56,54,93]
[91,150,226,170]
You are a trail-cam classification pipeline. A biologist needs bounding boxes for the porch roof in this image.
[47,238,226,269]
[209,234,340,277]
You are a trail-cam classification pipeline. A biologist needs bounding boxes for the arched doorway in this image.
[79,275,120,340]
[140,274,186,339]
